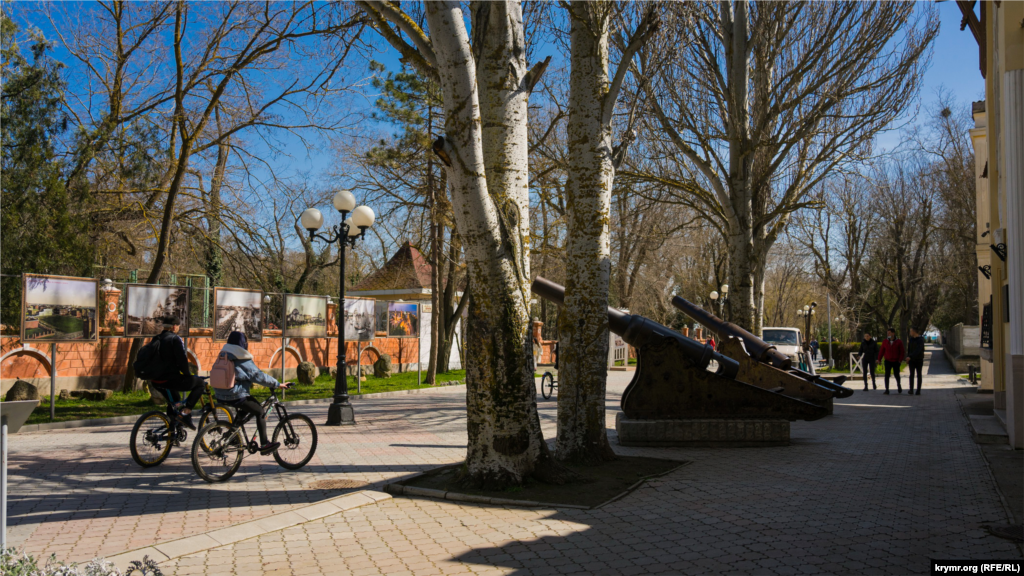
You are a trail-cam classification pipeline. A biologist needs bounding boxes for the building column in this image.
[1003,67,1024,448]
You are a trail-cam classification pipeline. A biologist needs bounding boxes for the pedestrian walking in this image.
[859,333,879,390]
[810,339,820,362]
[906,327,925,395]
[878,328,905,394]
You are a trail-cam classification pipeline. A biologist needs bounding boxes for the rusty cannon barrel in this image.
[671,296,854,399]
[672,295,792,369]
[531,276,828,423]
[532,277,740,380]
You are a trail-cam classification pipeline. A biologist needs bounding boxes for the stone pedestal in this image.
[615,412,789,447]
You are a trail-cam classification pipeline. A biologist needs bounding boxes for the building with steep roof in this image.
[348,241,434,300]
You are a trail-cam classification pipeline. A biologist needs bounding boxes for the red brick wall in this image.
[1,334,419,384]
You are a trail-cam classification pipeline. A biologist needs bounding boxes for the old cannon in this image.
[531,277,828,425]
[671,296,854,406]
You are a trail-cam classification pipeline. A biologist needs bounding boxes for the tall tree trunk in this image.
[205,127,229,287]
[723,0,756,331]
[425,110,439,385]
[557,3,616,464]
[438,229,465,373]
[427,1,561,488]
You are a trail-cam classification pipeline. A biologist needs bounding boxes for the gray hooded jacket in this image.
[214,344,281,402]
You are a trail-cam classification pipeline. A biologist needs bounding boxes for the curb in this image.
[106,490,392,570]
[382,460,691,511]
[16,384,467,433]
[383,483,589,510]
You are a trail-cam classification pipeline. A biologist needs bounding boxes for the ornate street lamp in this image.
[708,284,729,318]
[300,190,375,426]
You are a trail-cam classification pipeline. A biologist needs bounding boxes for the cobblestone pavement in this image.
[8,346,1022,574]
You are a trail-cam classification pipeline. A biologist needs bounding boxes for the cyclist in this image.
[149,316,204,430]
[215,331,289,455]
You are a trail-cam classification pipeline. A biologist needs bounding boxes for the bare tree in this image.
[625,1,937,333]
[860,157,940,339]
[49,1,365,389]
[555,1,658,463]
[357,0,566,487]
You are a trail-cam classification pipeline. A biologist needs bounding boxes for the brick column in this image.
[100,285,122,332]
[326,302,337,336]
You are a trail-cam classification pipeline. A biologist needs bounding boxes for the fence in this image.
[0,275,436,398]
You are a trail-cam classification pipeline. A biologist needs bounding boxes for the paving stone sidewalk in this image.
[7,346,1021,575]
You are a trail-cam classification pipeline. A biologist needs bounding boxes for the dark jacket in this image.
[879,337,905,363]
[907,336,925,362]
[153,330,191,378]
[859,338,879,363]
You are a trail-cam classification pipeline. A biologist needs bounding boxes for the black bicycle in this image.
[129,378,234,468]
[190,391,318,483]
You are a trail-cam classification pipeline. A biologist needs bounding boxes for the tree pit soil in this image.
[393,456,690,509]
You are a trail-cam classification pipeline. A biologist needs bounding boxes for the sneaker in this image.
[258,442,280,455]
[872,384,877,390]
[178,412,196,431]
[883,391,890,395]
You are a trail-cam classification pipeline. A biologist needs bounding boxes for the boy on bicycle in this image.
[216,331,289,454]
[150,316,204,430]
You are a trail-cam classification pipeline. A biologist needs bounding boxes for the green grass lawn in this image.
[24,369,466,425]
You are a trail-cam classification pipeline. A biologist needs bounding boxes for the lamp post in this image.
[796,302,817,353]
[300,190,375,426]
[708,284,729,318]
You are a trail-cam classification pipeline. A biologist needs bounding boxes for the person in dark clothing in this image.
[878,328,905,394]
[906,327,926,395]
[149,316,204,429]
[810,339,820,361]
[859,333,879,390]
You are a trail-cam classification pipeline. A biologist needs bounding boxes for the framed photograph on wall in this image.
[374,300,389,336]
[124,284,191,338]
[344,297,375,341]
[21,274,99,343]
[283,294,329,339]
[387,302,419,338]
[214,287,263,342]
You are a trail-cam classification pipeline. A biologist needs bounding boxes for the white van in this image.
[761,327,803,365]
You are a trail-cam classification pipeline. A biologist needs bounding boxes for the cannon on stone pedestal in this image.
[530,277,828,424]
[670,296,854,406]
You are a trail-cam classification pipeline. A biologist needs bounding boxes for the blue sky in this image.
[925,1,986,105]
[322,1,989,187]
[14,1,985,182]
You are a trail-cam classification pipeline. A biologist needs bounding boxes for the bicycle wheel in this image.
[130,411,174,467]
[272,414,318,470]
[197,406,234,453]
[191,421,244,483]
[541,372,555,400]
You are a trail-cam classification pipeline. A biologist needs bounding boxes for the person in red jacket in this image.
[877,328,905,394]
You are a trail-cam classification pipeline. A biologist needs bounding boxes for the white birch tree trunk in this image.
[425,1,558,487]
[557,3,617,464]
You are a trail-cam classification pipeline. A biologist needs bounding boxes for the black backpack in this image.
[134,337,172,380]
